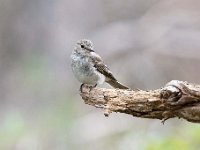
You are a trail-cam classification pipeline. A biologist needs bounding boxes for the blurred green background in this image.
[1,0,200,149]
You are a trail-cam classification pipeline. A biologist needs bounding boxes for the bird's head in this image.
[75,39,94,53]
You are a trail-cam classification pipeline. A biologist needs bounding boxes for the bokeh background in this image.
[1,0,200,149]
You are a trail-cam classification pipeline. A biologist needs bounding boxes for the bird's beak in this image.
[85,47,94,52]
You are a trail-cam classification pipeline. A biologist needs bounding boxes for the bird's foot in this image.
[80,84,97,92]
[89,84,97,92]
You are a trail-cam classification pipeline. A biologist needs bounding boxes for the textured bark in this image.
[80,80,200,123]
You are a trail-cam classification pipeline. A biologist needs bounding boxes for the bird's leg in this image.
[89,84,97,92]
[80,84,97,92]
[80,83,84,92]
[94,83,97,88]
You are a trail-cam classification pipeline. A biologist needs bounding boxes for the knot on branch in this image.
[161,80,200,106]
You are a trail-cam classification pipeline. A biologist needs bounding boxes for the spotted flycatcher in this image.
[71,39,129,91]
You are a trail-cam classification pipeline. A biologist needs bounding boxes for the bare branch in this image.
[80,80,200,123]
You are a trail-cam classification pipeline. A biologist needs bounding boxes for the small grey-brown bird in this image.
[71,39,129,91]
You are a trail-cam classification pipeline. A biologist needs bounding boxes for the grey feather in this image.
[106,79,129,89]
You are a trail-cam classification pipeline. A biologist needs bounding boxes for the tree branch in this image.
[80,80,200,123]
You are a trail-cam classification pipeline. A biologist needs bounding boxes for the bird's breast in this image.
[71,53,103,85]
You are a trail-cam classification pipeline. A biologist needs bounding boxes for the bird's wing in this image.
[91,52,117,81]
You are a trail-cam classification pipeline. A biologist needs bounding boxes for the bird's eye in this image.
[81,45,85,48]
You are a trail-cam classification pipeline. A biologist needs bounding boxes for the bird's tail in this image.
[106,80,129,89]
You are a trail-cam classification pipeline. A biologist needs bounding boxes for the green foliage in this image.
[146,124,200,150]
[0,113,26,149]
[146,137,189,150]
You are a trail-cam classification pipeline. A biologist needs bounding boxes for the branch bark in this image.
[80,80,200,123]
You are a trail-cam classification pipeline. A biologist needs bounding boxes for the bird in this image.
[71,39,129,92]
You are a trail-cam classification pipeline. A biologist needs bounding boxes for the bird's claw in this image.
[80,84,84,92]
